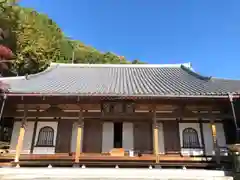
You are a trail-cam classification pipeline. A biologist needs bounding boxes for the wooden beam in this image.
[30,121,37,153]
[75,109,83,164]
[30,107,39,153]
[3,109,232,119]
[6,96,230,106]
[14,105,27,163]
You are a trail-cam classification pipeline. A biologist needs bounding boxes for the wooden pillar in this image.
[14,105,27,163]
[30,108,39,153]
[210,116,220,165]
[152,108,159,163]
[75,109,83,164]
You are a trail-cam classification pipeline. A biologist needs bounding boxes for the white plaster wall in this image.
[71,122,84,152]
[122,122,133,150]
[9,121,34,154]
[9,121,20,153]
[216,123,226,147]
[203,123,227,156]
[157,122,165,154]
[203,123,214,156]
[33,121,58,154]
[33,147,56,154]
[102,122,114,153]
[179,123,203,156]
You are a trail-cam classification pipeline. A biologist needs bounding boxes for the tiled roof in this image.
[1,63,240,97]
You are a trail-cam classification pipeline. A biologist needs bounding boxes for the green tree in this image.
[132,59,146,64]
[14,9,64,75]
[0,2,146,76]
[0,0,20,75]
[103,52,120,63]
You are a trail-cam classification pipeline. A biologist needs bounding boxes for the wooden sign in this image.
[110,148,125,156]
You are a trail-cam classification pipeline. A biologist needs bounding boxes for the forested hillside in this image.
[0,0,145,76]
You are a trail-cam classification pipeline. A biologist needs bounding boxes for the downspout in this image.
[228,93,240,143]
[0,93,7,122]
[0,93,6,140]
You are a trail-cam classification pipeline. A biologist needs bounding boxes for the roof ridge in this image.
[50,62,192,68]
[211,77,240,81]
[180,64,211,81]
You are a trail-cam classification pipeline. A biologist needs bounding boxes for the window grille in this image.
[182,127,200,148]
[36,126,54,146]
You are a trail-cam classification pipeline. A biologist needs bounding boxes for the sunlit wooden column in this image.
[14,105,27,163]
[210,113,220,165]
[75,109,83,164]
[152,108,159,163]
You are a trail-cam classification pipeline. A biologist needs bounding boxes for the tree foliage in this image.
[0,2,145,76]
[0,0,19,75]
[14,8,64,75]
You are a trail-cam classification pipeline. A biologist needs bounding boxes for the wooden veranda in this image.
[0,152,232,169]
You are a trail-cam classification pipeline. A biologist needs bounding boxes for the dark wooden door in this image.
[55,120,73,153]
[163,121,181,154]
[134,121,153,153]
[82,120,102,153]
[223,118,236,144]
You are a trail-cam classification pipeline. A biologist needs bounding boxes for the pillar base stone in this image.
[73,163,80,168]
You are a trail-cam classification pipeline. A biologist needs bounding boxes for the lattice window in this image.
[102,101,135,114]
[102,103,110,113]
[182,128,200,148]
[36,126,54,146]
[125,103,134,113]
[109,103,115,113]
[114,103,123,113]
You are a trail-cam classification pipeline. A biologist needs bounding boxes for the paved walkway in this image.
[0,168,233,180]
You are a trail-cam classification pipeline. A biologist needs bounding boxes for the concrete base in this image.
[154,165,162,169]
[0,168,233,180]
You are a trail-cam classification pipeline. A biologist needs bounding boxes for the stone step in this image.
[0,168,234,180]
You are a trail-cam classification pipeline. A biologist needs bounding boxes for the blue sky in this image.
[19,0,240,79]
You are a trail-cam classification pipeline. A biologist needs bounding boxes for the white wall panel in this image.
[9,121,34,154]
[32,121,58,154]
[102,122,114,152]
[179,123,203,156]
[71,122,84,152]
[122,122,133,150]
[157,122,165,154]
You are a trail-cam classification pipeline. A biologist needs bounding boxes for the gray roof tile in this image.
[1,63,240,97]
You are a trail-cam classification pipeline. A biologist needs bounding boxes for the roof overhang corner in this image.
[227,92,240,101]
